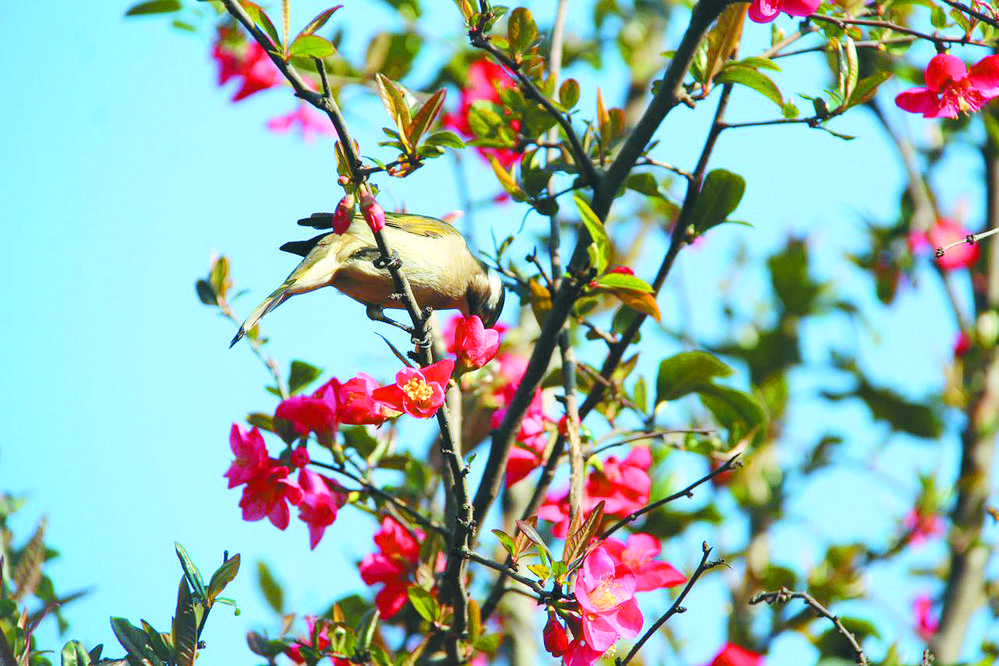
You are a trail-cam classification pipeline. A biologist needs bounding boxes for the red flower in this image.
[563,637,606,666]
[539,446,652,537]
[372,360,454,418]
[904,508,944,546]
[338,373,398,425]
[443,59,521,167]
[360,191,386,232]
[331,194,355,235]
[748,0,820,23]
[238,465,302,530]
[491,389,552,487]
[931,218,979,270]
[289,446,310,468]
[574,545,643,652]
[543,612,570,658]
[296,469,347,549]
[224,424,269,488]
[954,331,972,356]
[453,315,501,369]
[266,103,334,143]
[914,595,939,640]
[896,54,999,118]
[211,35,280,102]
[283,616,350,666]
[604,533,687,591]
[708,643,764,666]
[275,379,339,440]
[359,516,424,617]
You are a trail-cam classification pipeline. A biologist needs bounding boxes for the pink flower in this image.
[930,218,979,270]
[275,379,339,440]
[296,469,347,549]
[493,353,529,406]
[443,59,521,168]
[708,643,764,666]
[265,104,334,143]
[332,194,355,235]
[338,373,397,425]
[914,595,939,639]
[896,54,999,118]
[283,616,351,666]
[359,516,424,617]
[372,360,454,418]
[224,424,269,488]
[360,191,386,232]
[904,508,944,545]
[574,545,643,652]
[238,465,302,530]
[453,315,501,370]
[543,612,570,658]
[563,638,606,666]
[211,34,280,101]
[492,389,552,487]
[540,446,652,537]
[748,0,820,23]
[604,534,687,591]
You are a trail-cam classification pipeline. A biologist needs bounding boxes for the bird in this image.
[230,211,506,347]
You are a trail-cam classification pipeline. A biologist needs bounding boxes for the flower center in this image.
[943,79,985,115]
[589,574,625,611]
[402,377,434,405]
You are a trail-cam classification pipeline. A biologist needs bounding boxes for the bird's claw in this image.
[373,250,403,271]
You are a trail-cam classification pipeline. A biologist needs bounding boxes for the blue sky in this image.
[0,1,992,665]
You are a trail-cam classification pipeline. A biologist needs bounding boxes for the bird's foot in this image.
[373,250,403,271]
[365,304,416,335]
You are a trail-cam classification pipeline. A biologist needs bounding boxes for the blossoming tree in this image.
[9,0,989,664]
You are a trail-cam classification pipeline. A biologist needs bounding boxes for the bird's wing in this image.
[383,213,464,240]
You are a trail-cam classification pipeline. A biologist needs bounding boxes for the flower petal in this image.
[421,359,456,386]
[781,0,821,16]
[969,54,999,98]
[895,88,944,117]
[748,0,781,22]
[925,54,968,91]
[581,613,620,653]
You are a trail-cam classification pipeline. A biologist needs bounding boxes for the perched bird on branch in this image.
[230,212,505,347]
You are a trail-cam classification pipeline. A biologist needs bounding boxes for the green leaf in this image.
[492,529,517,559]
[559,79,580,109]
[688,169,745,233]
[574,195,609,273]
[356,608,380,650]
[174,542,206,599]
[256,561,284,613]
[467,101,505,138]
[207,554,240,604]
[697,383,766,444]
[656,351,733,404]
[847,72,891,108]
[422,130,465,149]
[172,577,200,666]
[288,360,323,395]
[487,155,526,200]
[624,172,662,198]
[515,519,551,558]
[717,65,783,107]
[195,279,216,306]
[298,5,343,36]
[240,1,282,47]
[737,56,781,71]
[110,618,157,664]
[507,7,538,54]
[288,34,335,59]
[594,273,653,293]
[407,88,446,148]
[407,586,439,622]
[342,426,379,458]
[141,620,173,662]
[472,633,504,655]
[61,641,92,666]
[633,376,648,413]
[125,0,181,16]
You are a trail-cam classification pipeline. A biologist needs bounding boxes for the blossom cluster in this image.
[539,446,654,537]
[543,534,687,664]
[224,315,502,548]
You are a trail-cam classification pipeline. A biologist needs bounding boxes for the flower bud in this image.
[542,612,569,658]
[360,191,386,232]
[332,194,355,234]
[290,446,310,468]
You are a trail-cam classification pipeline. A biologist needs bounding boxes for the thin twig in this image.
[463,550,545,595]
[808,14,993,48]
[936,0,999,30]
[750,588,869,666]
[616,542,722,666]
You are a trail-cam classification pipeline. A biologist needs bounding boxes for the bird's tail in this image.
[229,283,292,348]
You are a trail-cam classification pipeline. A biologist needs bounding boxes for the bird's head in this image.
[467,265,506,328]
